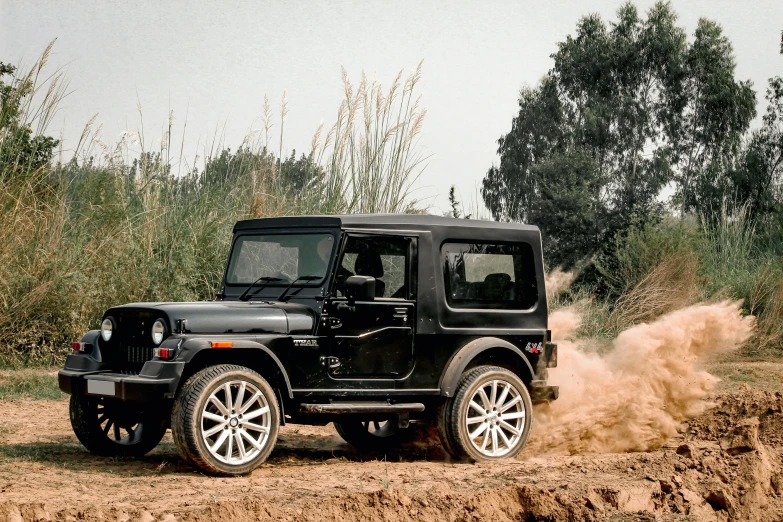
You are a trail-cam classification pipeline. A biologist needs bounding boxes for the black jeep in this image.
[59,214,558,475]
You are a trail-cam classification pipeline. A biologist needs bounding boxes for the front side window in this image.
[226,232,335,284]
[442,242,538,309]
[335,236,410,299]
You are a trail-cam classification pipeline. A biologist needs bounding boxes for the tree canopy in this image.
[482,1,763,267]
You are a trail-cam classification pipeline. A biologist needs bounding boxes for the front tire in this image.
[69,394,167,457]
[438,366,533,461]
[171,365,279,476]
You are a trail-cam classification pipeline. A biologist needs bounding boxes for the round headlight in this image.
[101,317,114,342]
[151,319,166,345]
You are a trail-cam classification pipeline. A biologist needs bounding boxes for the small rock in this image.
[138,511,155,522]
[672,475,683,487]
[680,488,703,505]
[705,489,733,512]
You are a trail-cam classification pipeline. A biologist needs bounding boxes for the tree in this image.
[482,1,755,266]
[676,19,756,216]
[724,31,783,221]
[0,62,59,177]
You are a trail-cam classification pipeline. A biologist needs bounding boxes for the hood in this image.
[105,301,315,335]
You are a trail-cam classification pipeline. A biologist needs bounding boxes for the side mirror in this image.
[344,275,375,302]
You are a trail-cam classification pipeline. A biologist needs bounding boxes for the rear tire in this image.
[438,365,533,461]
[171,365,279,476]
[69,394,167,457]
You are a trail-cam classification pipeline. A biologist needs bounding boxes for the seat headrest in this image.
[484,273,512,285]
[354,252,384,278]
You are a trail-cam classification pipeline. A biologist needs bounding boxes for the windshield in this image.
[226,232,336,285]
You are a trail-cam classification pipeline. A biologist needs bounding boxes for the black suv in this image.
[59,215,558,475]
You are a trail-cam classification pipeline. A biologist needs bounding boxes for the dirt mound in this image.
[0,486,594,522]
[688,384,783,446]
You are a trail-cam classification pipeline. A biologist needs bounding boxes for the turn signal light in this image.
[72,342,92,353]
[210,341,233,349]
[153,347,174,359]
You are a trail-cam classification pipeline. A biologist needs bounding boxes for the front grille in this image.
[103,310,160,371]
[124,345,155,365]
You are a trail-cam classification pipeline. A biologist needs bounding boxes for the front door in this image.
[325,234,416,379]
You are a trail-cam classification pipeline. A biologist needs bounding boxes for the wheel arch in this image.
[179,343,293,400]
[438,337,534,397]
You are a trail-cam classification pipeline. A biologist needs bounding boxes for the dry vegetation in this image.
[0,45,427,365]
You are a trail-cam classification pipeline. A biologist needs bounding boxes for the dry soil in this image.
[1,384,782,521]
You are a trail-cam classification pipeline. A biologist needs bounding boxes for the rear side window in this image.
[442,242,538,309]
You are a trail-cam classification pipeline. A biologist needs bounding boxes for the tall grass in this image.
[583,204,783,354]
[0,44,427,365]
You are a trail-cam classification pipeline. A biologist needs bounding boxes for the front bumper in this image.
[58,359,185,401]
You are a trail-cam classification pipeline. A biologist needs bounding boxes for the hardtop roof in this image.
[233,214,539,233]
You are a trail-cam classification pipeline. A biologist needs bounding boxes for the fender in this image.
[438,337,535,397]
[179,337,294,399]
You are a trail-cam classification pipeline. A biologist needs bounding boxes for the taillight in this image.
[545,342,557,368]
[72,342,82,352]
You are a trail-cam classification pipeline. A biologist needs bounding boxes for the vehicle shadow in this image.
[271,422,450,464]
[0,425,451,475]
[0,437,193,475]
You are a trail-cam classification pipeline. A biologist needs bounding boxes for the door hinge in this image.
[321,315,342,329]
[320,356,341,369]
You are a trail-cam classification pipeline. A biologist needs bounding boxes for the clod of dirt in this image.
[720,416,761,456]
[675,443,699,460]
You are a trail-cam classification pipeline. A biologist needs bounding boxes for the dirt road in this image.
[1,385,781,521]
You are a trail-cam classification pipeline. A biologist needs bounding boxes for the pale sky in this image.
[2,1,781,214]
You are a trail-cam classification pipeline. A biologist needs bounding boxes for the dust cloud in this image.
[544,268,576,301]
[530,300,756,455]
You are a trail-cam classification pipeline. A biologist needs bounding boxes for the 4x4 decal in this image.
[524,342,543,354]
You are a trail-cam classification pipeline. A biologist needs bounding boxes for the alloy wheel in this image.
[465,379,526,457]
[200,379,272,465]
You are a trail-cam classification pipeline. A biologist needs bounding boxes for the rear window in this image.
[442,242,538,309]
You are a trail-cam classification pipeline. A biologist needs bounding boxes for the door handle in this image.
[393,307,408,323]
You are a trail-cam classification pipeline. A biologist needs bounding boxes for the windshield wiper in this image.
[238,276,283,301]
[277,275,321,302]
